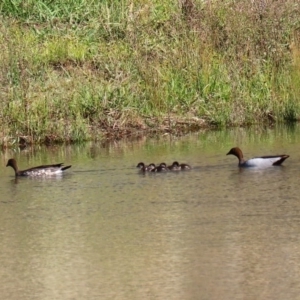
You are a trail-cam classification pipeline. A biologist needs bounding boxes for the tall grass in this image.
[0,0,299,146]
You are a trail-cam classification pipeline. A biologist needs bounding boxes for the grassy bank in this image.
[0,0,299,146]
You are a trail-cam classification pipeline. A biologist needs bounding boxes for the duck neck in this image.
[11,162,19,175]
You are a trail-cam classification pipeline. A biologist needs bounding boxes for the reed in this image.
[0,0,299,146]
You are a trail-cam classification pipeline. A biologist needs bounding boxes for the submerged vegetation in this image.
[0,0,299,146]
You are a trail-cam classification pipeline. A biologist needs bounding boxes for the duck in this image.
[6,158,72,177]
[150,163,168,172]
[136,162,156,172]
[169,161,192,171]
[226,147,289,168]
[158,163,169,170]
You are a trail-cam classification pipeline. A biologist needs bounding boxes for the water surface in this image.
[1,125,300,300]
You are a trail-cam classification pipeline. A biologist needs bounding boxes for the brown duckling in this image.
[169,161,191,171]
[150,163,168,172]
[136,162,156,172]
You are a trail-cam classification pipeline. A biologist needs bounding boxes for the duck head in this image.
[6,158,18,171]
[226,147,244,163]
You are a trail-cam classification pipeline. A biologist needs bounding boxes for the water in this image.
[1,125,300,300]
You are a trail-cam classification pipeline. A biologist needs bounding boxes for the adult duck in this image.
[169,161,192,171]
[136,162,155,172]
[6,158,72,176]
[226,147,289,168]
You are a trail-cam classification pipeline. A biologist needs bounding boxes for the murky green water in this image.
[1,125,300,300]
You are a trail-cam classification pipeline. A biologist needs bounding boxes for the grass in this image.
[0,0,299,146]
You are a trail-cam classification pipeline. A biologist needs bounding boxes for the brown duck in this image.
[6,158,72,177]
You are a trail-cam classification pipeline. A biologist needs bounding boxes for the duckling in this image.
[169,161,191,171]
[136,162,156,172]
[150,163,168,172]
[158,162,169,170]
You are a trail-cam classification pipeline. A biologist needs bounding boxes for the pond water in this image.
[1,125,300,300]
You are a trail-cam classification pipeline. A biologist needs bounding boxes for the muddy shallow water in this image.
[0,125,300,300]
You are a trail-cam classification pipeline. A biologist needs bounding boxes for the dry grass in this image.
[0,0,299,146]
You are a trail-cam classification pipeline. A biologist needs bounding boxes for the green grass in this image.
[0,0,299,146]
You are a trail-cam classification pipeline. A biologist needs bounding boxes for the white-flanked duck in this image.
[169,161,192,171]
[226,147,289,168]
[6,158,72,176]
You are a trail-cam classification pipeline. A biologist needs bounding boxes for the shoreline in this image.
[0,0,299,147]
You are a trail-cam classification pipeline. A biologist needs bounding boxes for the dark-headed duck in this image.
[6,158,72,177]
[226,147,289,168]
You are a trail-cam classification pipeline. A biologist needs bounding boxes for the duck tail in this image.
[62,165,72,171]
[273,155,290,166]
